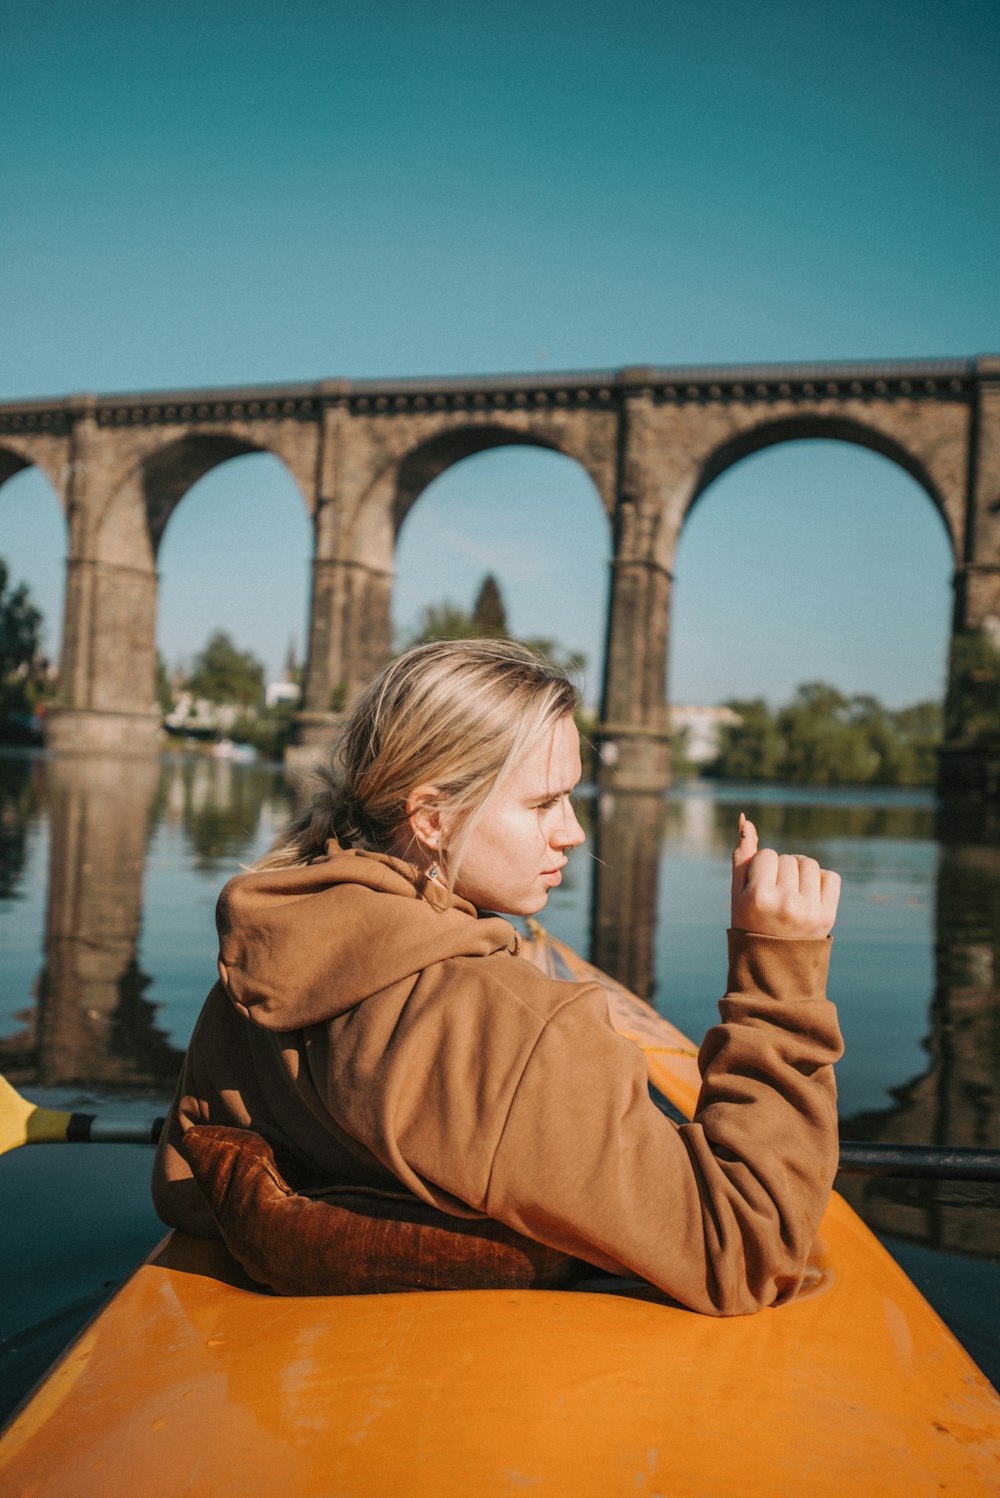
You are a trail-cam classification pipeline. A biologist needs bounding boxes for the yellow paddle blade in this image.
[0,1074,73,1156]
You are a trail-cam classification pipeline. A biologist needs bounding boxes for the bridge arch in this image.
[155,445,313,690]
[390,423,603,532]
[0,445,36,492]
[52,431,314,752]
[310,421,611,711]
[685,411,959,561]
[670,438,954,716]
[91,430,311,565]
[0,440,68,511]
[393,440,610,683]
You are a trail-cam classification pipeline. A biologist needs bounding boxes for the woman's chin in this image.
[478,888,549,918]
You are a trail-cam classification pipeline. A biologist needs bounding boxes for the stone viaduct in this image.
[1,356,998,788]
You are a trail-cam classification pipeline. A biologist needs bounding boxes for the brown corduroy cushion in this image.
[181,1124,582,1295]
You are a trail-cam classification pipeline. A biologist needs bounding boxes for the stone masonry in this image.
[1,357,998,788]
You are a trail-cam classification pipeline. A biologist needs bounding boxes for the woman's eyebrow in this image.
[529,780,579,800]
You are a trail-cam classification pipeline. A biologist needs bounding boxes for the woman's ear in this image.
[405,785,444,853]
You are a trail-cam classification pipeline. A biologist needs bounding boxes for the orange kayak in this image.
[2,929,999,1496]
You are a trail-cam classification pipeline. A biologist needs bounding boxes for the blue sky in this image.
[1,1,996,705]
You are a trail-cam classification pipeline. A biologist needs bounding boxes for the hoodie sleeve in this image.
[482,931,843,1316]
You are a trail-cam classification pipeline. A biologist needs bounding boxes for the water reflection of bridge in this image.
[0,755,997,1258]
[0,755,294,1091]
[836,838,1000,1258]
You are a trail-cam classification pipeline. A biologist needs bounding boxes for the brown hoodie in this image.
[152,842,843,1315]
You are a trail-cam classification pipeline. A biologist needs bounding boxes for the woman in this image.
[153,638,842,1315]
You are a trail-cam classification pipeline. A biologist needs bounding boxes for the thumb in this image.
[732,812,759,886]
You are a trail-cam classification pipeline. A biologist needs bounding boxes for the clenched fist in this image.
[731,814,841,940]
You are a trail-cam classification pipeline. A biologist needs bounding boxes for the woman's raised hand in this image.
[731,814,841,940]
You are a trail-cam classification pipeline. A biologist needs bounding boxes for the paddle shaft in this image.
[836,1141,1000,1183]
[647,1084,1000,1182]
[4,1081,1000,1181]
[66,1112,164,1145]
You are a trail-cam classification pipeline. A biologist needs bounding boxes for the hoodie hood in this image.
[217,841,520,1029]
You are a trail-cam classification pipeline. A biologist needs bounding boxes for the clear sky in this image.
[1,1,996,706]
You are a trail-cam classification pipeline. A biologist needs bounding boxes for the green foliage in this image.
[186,631,265,709]
[0,559,42,678]
[407,601,480,644]
[707,682,943,787]
[945,629,1000,744]
[229,704,299,760]
[574,706,600,782]
[713,698,785,780]
[0,558,47,724]
[777,683,878,785]
[520,635,587,681]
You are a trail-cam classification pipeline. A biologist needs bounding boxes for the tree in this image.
[945,629,1000,744]
[707,681,942,787]
[0,558,45,720]
[471,574,508,636]
[777,683,878,785]
[709,698,784,780]
[407,601,478,645]
[889,700,943,785]
[404,581,586,688]
[0,559,43,681]
[186,631,265,708]
[520,635,587,682]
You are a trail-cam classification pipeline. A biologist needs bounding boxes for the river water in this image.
[1,750,998,1420]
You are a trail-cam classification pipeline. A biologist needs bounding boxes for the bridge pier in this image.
[45,409,162,754]
[596,386,676,790]
[45,707,162,756]
[303,555,393,715]
[938,361,1000,807]
[47,553,160,754]
[598,556,673,790]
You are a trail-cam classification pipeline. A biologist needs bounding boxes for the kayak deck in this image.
[2,1209,999,1497]
[3,927,999,1495]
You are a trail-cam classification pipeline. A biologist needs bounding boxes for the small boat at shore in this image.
[1,928,999,1495]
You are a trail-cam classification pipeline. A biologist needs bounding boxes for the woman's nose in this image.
[554,801,585,849]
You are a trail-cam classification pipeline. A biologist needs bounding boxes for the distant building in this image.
[265,680,301,709]
[164,692,242,734]
[265,637,303,709]
[669,704,742,765]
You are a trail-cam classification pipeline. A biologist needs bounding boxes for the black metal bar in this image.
[837,1141,1000,1182]
[65,1113,164,1145]
[653,1082,1000,1182]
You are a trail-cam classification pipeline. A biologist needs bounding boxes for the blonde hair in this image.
[257,638,580,891]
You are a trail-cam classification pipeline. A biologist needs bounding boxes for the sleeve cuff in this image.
[726,930,832,1003]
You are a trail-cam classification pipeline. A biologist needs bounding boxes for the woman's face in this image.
[450,714,586,916]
